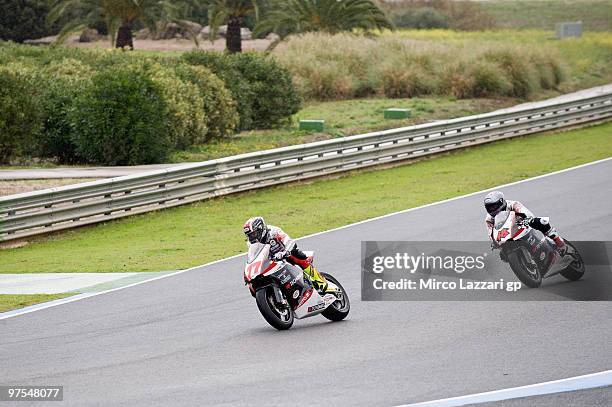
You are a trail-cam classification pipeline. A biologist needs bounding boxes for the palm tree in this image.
[48,0,186,49]
[255,0,392,45]
[206,0,265,53]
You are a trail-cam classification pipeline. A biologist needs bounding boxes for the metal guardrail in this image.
[1,92,611,242]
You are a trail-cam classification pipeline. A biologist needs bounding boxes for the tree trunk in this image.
[226,16,242,53]
[116,23,133,49]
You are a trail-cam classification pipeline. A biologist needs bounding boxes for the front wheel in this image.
[560,241,585,281]
[508,249,542,288]
[255,286,293,330]
[321,273,350,322]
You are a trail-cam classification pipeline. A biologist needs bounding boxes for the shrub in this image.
[438,62,473,99]
[380,64,436,98]
[0,65,44,163]
[69,65,172,165]
[36,59,94,163]
[181,51,301,130]
[148,62,209,149]
[0,0,51,43]
[392,8,450,30]
[467,61,513,97]
[300,60,355,99]
[484,49,538,98]
[529,53,566,90]
[182,51,255,131]
[172,64,239,140]
[232,52,301,128]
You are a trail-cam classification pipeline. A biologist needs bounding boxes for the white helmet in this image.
[484,191,507,216]
[243,216,268,243]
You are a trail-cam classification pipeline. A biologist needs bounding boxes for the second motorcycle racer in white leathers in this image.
[484,190,566,254]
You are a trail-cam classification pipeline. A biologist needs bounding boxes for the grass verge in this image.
[171,96,511,162]
[1,122,611,273]
[0,294,72,313]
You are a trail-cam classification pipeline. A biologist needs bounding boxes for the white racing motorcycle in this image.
[492,210,585,288]
[243,242,350,330]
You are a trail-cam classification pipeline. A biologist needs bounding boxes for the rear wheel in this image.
[560,241,585,281]
[508,249,542,288]
[255,286,293,330]
[321,273,350,322]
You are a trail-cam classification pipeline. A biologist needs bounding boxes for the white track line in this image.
[0,253,244,321]
[397,369,612,406]
[1,156,610,321]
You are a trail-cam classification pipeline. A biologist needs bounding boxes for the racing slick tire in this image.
[560,241,585,281]
[321,273,350,322]
[508,250,542,288]
[256,285,294,330]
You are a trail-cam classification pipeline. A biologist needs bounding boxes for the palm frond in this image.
[258,0,392,41]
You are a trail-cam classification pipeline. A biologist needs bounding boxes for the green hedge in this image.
[0,65,44,163]
[172,64,239,141]
[69,65,172,165]
[148,62,209,150]
[235,52,302,129]
[0,45,260,165]
[0,0,51,43]
[0,44,301,165]
[37,59,94,163]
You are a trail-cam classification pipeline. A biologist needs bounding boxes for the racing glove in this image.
[273,251,288,261]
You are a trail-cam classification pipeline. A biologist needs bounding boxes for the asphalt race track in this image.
[1,159,611,406]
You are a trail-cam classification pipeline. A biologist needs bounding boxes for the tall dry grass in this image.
[273,32,566,100]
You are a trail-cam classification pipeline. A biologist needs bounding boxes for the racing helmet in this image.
[484,191,507,216]
[243,217,268,243]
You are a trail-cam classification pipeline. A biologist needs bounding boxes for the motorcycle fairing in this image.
[245,242,342,319]
[495,211,575,279]
[294,290,338,319]
[493,211,528,243]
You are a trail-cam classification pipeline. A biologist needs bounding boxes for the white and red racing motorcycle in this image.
[492,210,585,288]
[244,243,350,330]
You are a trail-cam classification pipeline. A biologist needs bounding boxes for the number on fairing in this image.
[246,261,262,280]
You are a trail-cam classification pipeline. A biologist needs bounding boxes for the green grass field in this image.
[0,294,71,313]
[480,0,612,32]
[171,96,510,162]
[2,122,611,274]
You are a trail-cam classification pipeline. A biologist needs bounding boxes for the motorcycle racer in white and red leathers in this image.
[484,191,566,254]
[243,217,330,293]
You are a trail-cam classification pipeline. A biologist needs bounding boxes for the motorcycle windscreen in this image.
[494,210,511,230]
[247,242,268,264]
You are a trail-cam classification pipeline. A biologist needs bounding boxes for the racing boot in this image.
[553,236,567,256]
[303,265,330,294]
[548,229,567,256]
